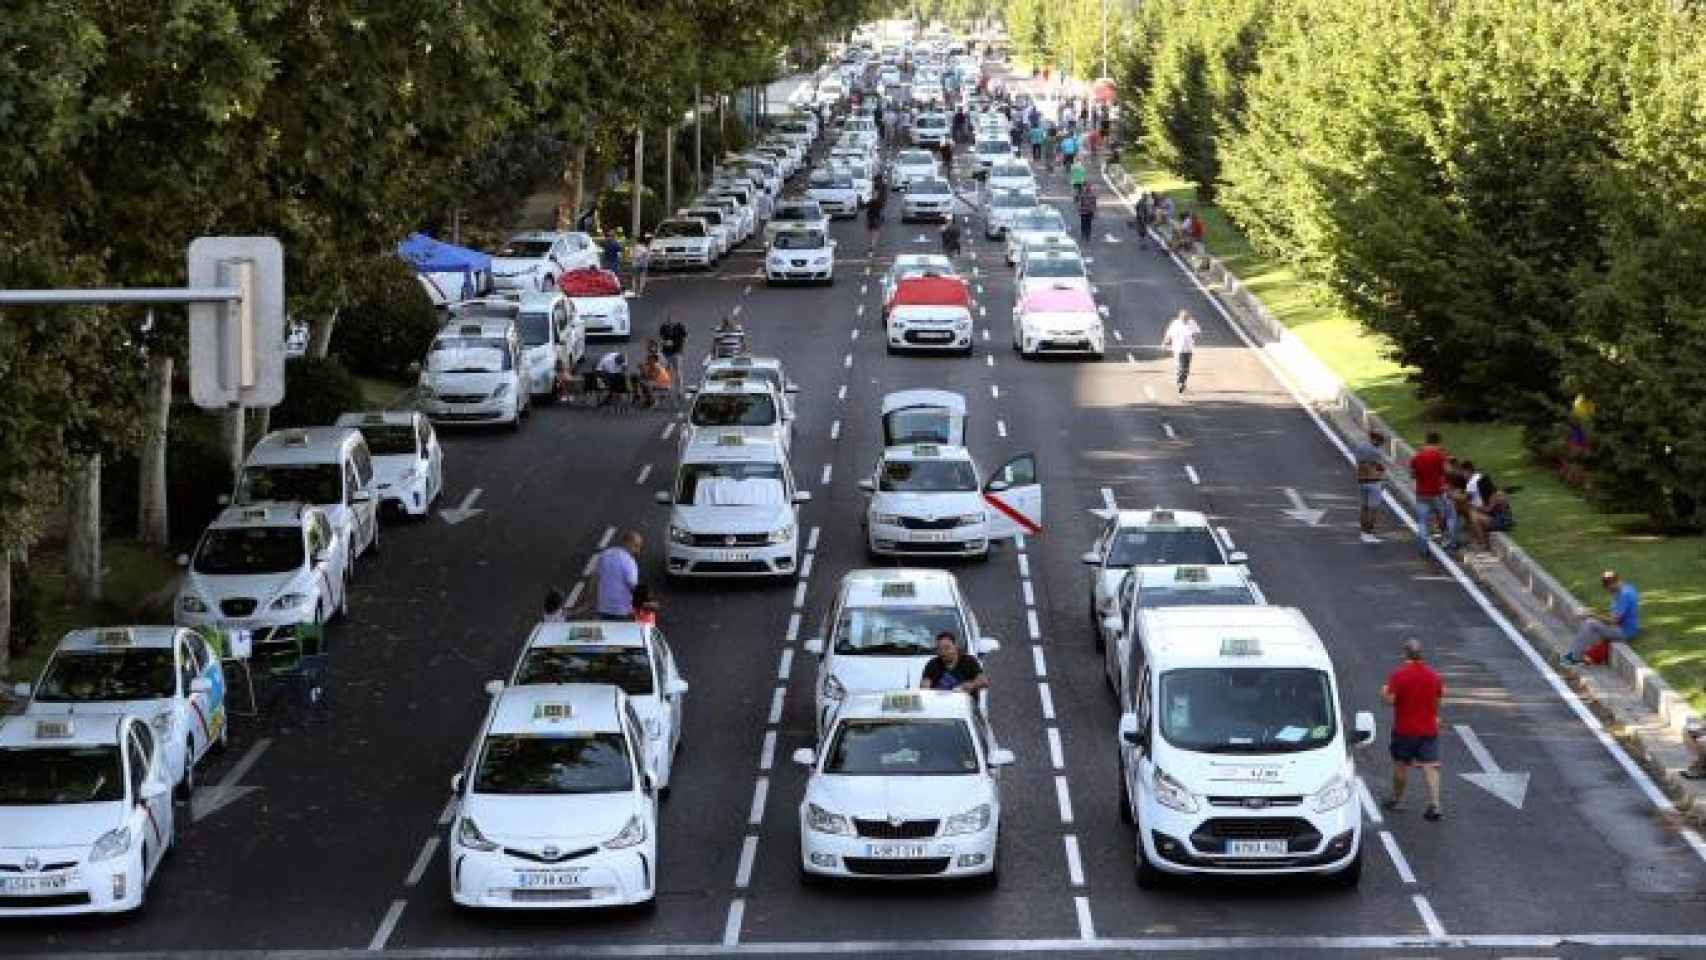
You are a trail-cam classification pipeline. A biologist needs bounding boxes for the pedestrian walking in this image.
[658,314,687,392]
[1160,310,1201,394]
[601,232,623,273]
[1076,182,1097,240]
[573,530,645,622]
[1409,432,1459,555]
[1029,123,1045,161]
[1382,639,1446,821]
[940,218,962,258]
[1070,158,1088,197]
[1060,132,1078,171]
[1563,570,1640,665]
[865,187,885,255]
[1352,429,1389,543]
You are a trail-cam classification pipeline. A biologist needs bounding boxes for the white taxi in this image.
[807,170,861,218]
[176,503,350,632]
[1004,209,1071,265]
[880,254,958,308]
[765,200,831,245]
[336,411,443,518]
[703,356,798,428]
[449,684,659,910]
[1017,248,1091,297]
[494,621,688,793]
[649,218,718,270]
[1011,284,1106,359]
[680,378,791,452]
[766,228,837,286]
[985,161,1036,196]
[795,691,1013,884]
[490,230,598,292]
[20,627,228,801]
[859,445,1042,560]
[984,189,1039,239]
[880,389,967,447]
[804,570,999,736]
[657,433,809,579]
[1081,507,1248,650]
[901,177,955,222]
[887,149,942,192]
[0,714,175,915]
[1101,565,1266,695]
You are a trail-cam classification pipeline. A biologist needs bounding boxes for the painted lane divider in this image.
[635,464,653,485]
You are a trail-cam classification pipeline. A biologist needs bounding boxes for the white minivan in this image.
[236,426,380,564]
[1113,606,1375,888]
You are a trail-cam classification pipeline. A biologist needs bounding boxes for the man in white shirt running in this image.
[1160,310,1202,394]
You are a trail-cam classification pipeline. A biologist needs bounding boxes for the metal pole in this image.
[664,123,674,214]
[0,288,242,306]
[694,81,703,195]
[630,128,644,241]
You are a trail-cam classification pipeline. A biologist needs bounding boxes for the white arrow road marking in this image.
[191,737,270,822]
[1281,487,1327,526]
[438,488,485,525]
[1103,232,1123,243]
[1455,724,1530,810]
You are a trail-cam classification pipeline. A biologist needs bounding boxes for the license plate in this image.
[912,531,952,541]
[712,550,754,561]
[516,869,583,888]
[1226,839,1288,856]
[916,331,952,342]
[865,844,927,858]
[0,875,69,894]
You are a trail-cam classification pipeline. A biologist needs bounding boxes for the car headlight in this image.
[605,814,648,850]
[1151,766,1200,814]
[1313,774,1353,812]
[644,717,663,740]
[871,512,902,526]
[491,382,512,400]
[669,524,693,545]
[150,709,174,735]
[271,592,310,611]
[769,255,785,267]
[943,803,992,836]
[806,802,852,835]
[822,672,847,702]
[956,512,986,526]
[180,594,207,614]
[457,816,500,852]
[90,826,132,862]
[769,523,796,545]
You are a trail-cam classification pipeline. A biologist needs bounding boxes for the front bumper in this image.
[666,540,798,578]
[887,324,973,352]
[800,827,998,880]
[0,851,145,916]
[868,520,988,557]
[1141,799,1361,877]
[1021,328,1105,356]
[815,197,859,217]
[176,601,318,632]
[450,844,655,909]
[902,202,953,222]
[421,395,519,424]
[375,478,432,516]
[651,248,713,269]
[767,260,834,282]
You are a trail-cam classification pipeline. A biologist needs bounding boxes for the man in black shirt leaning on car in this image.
[920,631,989,696]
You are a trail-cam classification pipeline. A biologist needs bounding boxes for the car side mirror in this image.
[785,384,800,394]
[667,678,690,696]
[979,635,1001,653]
[792,747,817,767]
[451,772,465,794]
[1079,551,1101,565]
[804,635,826,655]
[175,553,191,568]
[483,679,505,697]
[655,490,673,505]
[1353,710,1377,747]
[857,479,876,493]
[1229,550,1249,565]
[643,770,658,795]
[1119,712,1144,748]
[987,748,1016,768]
[793,491,813,504]
[1101,615,1123,639]
[986,479,1010,493]
[189,677,213,695]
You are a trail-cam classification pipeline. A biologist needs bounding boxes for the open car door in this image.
[881,389,968,446]
[983,452,1043,539]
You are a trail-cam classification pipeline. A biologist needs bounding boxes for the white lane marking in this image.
[778,648,794,681]
[722,899,745,948]
[582,554,597,577]
[768,687,786,725]
[982,328,990,341]
[760,730,778,771]
[743,283,753,295]
[661,421,677,441]
[800,551,815,579]
[996,419,1008,438]
[785,612,802,645]
[1026,609,1041,640]
[843,353,853,368]
[860,283,868,296]
[748,777,769,825]
[405,837,441,888]
[1413,894,1447,938]
[598,526,616,549]
[732,304,743,317]
[1047,727,1065,769]
[1184,464,1200,485]
[808,526,821,551]
[830,419,841,440]
[1032,645,1048,678]
[1162,422,1176,440]
[856,304,865,317]
[1022,579,1035,607]
[1144,384,1156,400]
[1038,682,1056,721]
[991,384,1000,399]
[1217,526,1237,551]
[735,836,759,888]
[837,384,848,401]
[1100,486,1117,510]
[793,581,808,609]
[565,581,584,609]
[191,737,269,822]
[1075,897,1096,940]
[985,353,994,368]
[1379,831,1417,884]
[1063,835,1086,886]
[635,464,653,485]
[978,306,987,318]
[1055,776,1075,824]
[437,795,456,826]
[976,284,985,295]
[820,463,833,485]
[1112,329,1124,342]
[367,899,407,952]
[1125,352,1138,366]
[1017,553,1031,578]
[1357,777,1384,826]
[850,329,860,341]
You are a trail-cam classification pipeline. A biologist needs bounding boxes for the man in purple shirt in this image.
[579,530,643,621]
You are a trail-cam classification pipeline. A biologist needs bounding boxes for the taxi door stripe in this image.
[189,700,212,742]
[984,490,1042,535]
[142,803,164,846]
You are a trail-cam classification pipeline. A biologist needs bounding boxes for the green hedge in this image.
[332,264,441,381]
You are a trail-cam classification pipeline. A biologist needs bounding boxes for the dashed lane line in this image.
[581,554,597,577]
[997,419,1008,437]
[1112,329,1123,341]
[986,353,994,367]
[366,899,407,952]
[830,419,841,440]
[1064,835,1086,886]
[1026,609,1041,640]
[734,835,759,888]
[1380,831,1418,884]
[1022,579,1035,607]
[1017,553,1031,578]
[1100,486,1117,510]
[748,777,769,826]
[800,552,815,579]
[437,796,456,827]
[843,353,853,368]
[767,687,786,725]
[820,464,833,485]
[793,581,808,609]
[598,525,616,549]
[731,304,743,318]
[760,730,777,771]
[777,648,794,681]
[982,328,991,341]
[807,526,821,551]
[1358,777,1385,825]
[1032,644,1048,678]
[991,384,1001,399]
[1038,682,1056,721]
[1413,895,1448,938]
[1184,464,1200,485]
[565,581,584,608]
[1047,727,1065,769]
[722,900,746,948]
[661,421,677,441]
[1075,897,1097,941]
[1054,776,1076,824]
[1162,422,1176,440]
[837,384,848,401]
[404,837,440,888]
[635,464,653,485]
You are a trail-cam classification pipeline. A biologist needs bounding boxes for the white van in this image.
[236,427,380,564]
[1113,606,1375,888]
[417,316,530,429]
[515,291,584,399]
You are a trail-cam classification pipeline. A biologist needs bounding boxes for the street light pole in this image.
[631,127,644,241]
[1101,0,1110,79]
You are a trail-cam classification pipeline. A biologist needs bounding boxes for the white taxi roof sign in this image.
[34,719,75,740]
[882,692,926,713]
[1221,636,1262,657]
[93,628,134,648]
[880,581,917,599]
[532,702,574,723]
[1175,566,1211,583]
[567,625,605,643]
[912,443,940,457]
[716,433,745,446]
[1150,509,1177,523]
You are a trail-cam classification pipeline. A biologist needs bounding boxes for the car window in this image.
[36,649,176,702]
[126,728,149,798]
[834,604,965,656]
[473,733,634,795]
[238,464,342,505]
[690,393,778,427]
[361,424,418,457]
[880,458,978,492]
[0,746,126,804]
[824,720,979,775]
[1106,528,1225,567]
[194,526,306,575]
[515,646,654,695]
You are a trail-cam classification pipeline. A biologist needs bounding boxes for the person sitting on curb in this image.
[1563,570,1639,665]
[1681,716,1706,780]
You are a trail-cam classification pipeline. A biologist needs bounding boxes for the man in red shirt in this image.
[1409,431,1459,557]
[1382,638,1445,821]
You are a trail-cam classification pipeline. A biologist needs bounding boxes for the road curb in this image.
[1099,158,1706,825]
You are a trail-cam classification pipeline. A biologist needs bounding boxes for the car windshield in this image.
[1141,585,1260,608]
[899,151,935,165]
[516,646,653,695]
[0,747,126,804]
[689,209,723,225]
[884,408,956,444]
[1107,528,1225,566]
[776,205,823,221]
[473,733,633,795]
[34,649,175,702]
[823,719,979,775]
[677,462,785,504]
[238,464,341,506]
[517,311,552,347]
[655,220,705,238]
[690,393,778,427]
[360,424,418,457]
[834,604,967,655]
[1024,257,1086,278]
[880,458,978,492]
[911,178,949,195]
[774,231,827,251]
[1159,668,1337,754]
[498,239,553,257]
[993,192,1037,209]
[1014,211,1066,232]
[428,337,512,372]
[193,525,305,575]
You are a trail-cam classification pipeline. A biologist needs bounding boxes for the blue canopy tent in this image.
[397,233,493,305]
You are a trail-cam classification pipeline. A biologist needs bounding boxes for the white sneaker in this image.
[1360,533,1380,544]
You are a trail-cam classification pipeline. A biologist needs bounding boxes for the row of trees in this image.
[1006,0,1126,82]
[0,0,879,672]
[1113,0,1706,527]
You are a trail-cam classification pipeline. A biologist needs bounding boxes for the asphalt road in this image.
[7,100,1706,960]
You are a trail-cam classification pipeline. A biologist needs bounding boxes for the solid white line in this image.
[598,526,617,549]
[1055,776,1075,824]
[1379,831,1417,884]
[1112,329,1123,342]
[785,612,802,645]
[820,464,833,485]
[722,899,745,947]
[582,554,598,577]
[997,419,1008,437]
[1184,465,1200,485]
[1017,554,1031,578]
[1162,422,1176,440]
[661,421,677,441]
[991,384,1001,399]
[760,730,778,771]
[1100,486,1117,510]
[735,836,759,888]
[1026,609,1041,640]
[830,419,841,440]
[1047,727,1065,769]
[1022,579,1036,608]
[1144,384,1156,400]
[748,777,769,825]
[565,581,584,609]
[856,303,866,317]
[986,353,994,368]
[768,687,786,725]
[367,899,407,952]
[405,836,441,888]
[635,464,653,485]
[843,353,853,368]
[837,384,848,401]
[808,526,821,551]
[1217,526,1237,551]
[778,648,794,680]
[1413,895,1447,938]
[1038,682,1056,721]
[1075,896,1096,940]
[1032,644,1048,678]
[793,581,808,609]
[1063,835,1086,886]
[437,795,457,826]
[1357,777,1384,826]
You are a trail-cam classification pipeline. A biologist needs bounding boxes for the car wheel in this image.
[1330,841,1364,888]
[174,742,196,802]
[1091,597,1105,650]
[1118,768,1134,824]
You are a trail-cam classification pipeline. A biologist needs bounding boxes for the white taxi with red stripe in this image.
[859,444,1042,560]
[20,627,227,803]
[0,713,176,915]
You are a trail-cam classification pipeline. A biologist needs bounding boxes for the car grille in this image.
[843,856,951,876]
[854,818,939,839]
[436,393,489,405]
[689,533,771,547]
[889,540,975,553]
[791,259,808,267]
[692,560,772,574]
[1206,796,1303,809]
[0,893,92,908]
[220,598,258,617]
[1191,817,1322,854]
[903,330,957,344]
[502,845,598,865]
[897,517,960,531]
[0,861,76,873]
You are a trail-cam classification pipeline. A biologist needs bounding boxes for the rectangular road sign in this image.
[188,237,285,409]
